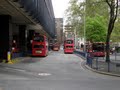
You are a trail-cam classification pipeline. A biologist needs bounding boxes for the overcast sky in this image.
[51,0,70,18]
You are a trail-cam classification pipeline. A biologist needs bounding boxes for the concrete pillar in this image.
[27,30,35,52]
[12,24,19,49]
[19,25,26,56]
[0,15,12,60]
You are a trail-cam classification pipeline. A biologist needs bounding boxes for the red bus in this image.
[32,34,48,56]
[92,42,105,57]
[64,39,74,53]
[53,42,60,51]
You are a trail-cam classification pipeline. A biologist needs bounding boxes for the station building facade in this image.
[0,0,56,61]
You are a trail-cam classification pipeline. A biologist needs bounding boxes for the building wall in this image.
[55,18,63,44]
[0,0,55,60]
[0,15,12,59]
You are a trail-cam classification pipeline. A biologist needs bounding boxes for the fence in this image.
[75,50,120,75]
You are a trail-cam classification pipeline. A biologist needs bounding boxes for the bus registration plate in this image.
[36,50,42,53]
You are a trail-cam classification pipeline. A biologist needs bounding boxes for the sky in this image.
[51,0,70,18]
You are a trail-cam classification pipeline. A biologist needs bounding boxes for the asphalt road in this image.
[0,49,120,90]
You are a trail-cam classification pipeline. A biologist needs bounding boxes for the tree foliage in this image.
[86,0,109,18]
[105,0,119,63]
[111,18,120,42]
[65,0,108,40]
[65,0,119,64]
[86,15,107,42]
[65,0,85,37]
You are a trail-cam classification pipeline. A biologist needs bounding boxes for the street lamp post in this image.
[84,0,87,59]
[74,27,77,49]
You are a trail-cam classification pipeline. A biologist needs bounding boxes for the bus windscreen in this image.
[33,36,44,42]
[92,43,104,51]
[66,40,73,44]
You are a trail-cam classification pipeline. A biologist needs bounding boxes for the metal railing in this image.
[75,50,120,75]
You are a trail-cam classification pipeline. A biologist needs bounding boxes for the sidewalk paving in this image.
[0,50,53,67]
[1,49,120,77]
[75,50,120,77]
[0,57,31,65]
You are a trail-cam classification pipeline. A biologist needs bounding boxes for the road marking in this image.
[5,67,26,72]
[77,56,85,70]
[75,53,86,70]
[100,68,104,70]
[80,62,85,70]
[38,73,51,76]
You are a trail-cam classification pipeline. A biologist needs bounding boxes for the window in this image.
[33,36,44,42]
[34,45,44,48]
[66,40,73,44]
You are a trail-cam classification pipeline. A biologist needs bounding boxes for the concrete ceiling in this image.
[0,0,51,38]
[0,0,35,24]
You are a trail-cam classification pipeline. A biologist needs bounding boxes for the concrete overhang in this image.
[0,0,51,38]
[0,0,36,24]
[27,24,51,39]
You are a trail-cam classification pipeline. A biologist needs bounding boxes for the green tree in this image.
[86,15,107,42]
[86,0,109,19]
[105,0,119,63]
[65,0,85,37]
[65,0,119,64]
[65,0,108,39]
[111,18,120,43]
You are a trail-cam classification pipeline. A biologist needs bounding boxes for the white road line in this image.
[80,65,85,70]
[38,73,51,76]
[80,61,85,70]
[75,54,86,70]
[5,67,26,72]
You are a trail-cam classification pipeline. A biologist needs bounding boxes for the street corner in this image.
[1,58,22,64]
[11,58,21,64]
[8,56,32,64]
[84,63,120,77]
[7,58,20,64]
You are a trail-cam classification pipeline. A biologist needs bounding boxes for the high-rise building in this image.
[63,24,74,40]
[55,18,63,44]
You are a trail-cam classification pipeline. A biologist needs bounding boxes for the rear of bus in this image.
[92,42,105,57]
[53,42,60,51]
[64,39,74,54]
[32,35,48,56]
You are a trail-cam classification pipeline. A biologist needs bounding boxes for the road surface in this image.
[0,49,120,90]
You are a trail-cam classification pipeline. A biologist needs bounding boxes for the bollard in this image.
[96,57,98,70]
[86,52,93,68]
[86,53,92,65]
[7,51,13,64]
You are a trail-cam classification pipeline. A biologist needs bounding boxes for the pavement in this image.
[1,49,120,78]
[1,49,120,90]
[75,49,120,77]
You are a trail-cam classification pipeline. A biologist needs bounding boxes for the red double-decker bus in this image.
[53,42,60,51]
[64,39,74,53]
[32,34,48,57]
[92,42,105,57]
